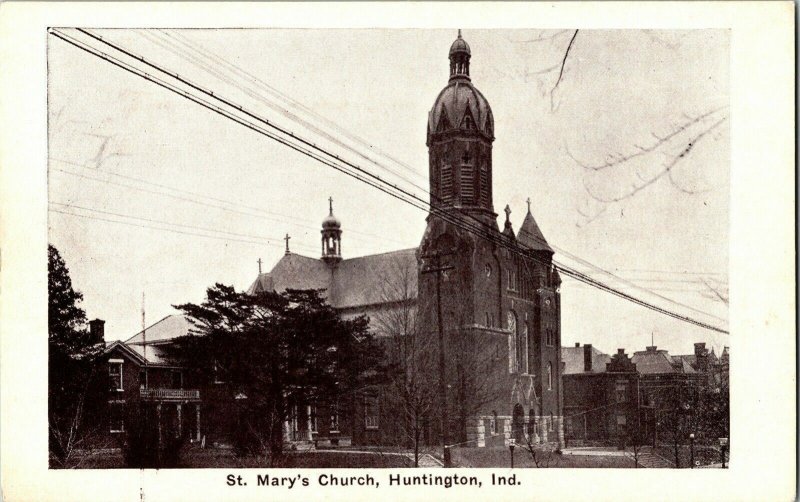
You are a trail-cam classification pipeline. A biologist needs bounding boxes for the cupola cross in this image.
[257,258,262,274]
[328,196,334,214]
[284,233,291,255]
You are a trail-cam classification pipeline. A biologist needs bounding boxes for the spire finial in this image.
[458,29,462,39]
[504,204,511,223]
[257,257,263,274]
[284,233,291,255]
[526,197,531,213]
[328,196,333,215]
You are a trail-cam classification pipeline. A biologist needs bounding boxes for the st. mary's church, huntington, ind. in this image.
[106,31,564,450]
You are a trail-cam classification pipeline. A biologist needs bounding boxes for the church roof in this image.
[331,248,418,309]
[517,208,553,253]
[248,248,418,310]
[247,252,333,297]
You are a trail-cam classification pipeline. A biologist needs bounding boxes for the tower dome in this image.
[322,196,341,229]
[427,31,494,145]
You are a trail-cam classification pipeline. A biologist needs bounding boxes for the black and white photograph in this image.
[46,26,732,470]
[0,2,795,501]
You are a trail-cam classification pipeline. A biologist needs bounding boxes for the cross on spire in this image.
[328,196,334,215]
[257,258,262,274]
[526,197,531,213]
[284,233,291,255]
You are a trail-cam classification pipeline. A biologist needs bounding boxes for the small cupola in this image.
[321,196,342,265]
[449,29,471,81]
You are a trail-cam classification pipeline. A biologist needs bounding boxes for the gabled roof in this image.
[331,248,418,309]
[247,252,332,297]
[561,345,612,375]
[125,314,192,345]
[517,208,553,253]
[631,347,696,375]
[248,248,418,311]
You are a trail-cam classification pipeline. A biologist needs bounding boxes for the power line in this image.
[159,29,429,187]
[48,201,319,253]
[50,28,729,334]
[137,29,431,198]
[49,156,408,246]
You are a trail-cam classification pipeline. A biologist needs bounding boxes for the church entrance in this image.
[512,404,525,444]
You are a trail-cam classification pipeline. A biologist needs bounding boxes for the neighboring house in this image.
[561,344,638,445]
[562,342,726,445]
[102,315,209,446]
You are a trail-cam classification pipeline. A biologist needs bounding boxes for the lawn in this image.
[450,447,636,468]
[61,447,412,469]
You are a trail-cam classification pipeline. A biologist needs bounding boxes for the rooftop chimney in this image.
[618,348,625,355]
[89,318,105,344]
[646,345,657,352]
[583,344,593,372]
[575,342,580,348]
[694,342,707,357]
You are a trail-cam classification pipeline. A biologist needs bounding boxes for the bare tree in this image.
[374,256,437,466]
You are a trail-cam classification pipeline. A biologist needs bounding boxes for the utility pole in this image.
[421,249,454,459]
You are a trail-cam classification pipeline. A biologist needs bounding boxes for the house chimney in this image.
[646,345,657,352]
[694,342,707,357]
[583,344,593,372]
[89,319,105,343]
[575,342,580,348]
[618,348,625,355]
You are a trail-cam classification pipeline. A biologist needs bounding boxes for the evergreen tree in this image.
[48,245,105,467]
[167,284,386,462]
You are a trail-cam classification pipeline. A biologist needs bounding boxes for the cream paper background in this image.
[0,2,794,501]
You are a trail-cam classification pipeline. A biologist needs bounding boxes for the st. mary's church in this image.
[248,31,564,449]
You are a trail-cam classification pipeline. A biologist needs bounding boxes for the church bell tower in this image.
[426,29,495,221]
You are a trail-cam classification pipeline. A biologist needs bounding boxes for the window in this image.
[213,360,224,384]
[139,368,148,389]
[615,381,628,403]
[109,402,125,433]
[330,402,340,432]
[364,396,379,430]
[507,311,517,373]
[171,370,183,389]
[506,269,518,291]
[441,163,453,204]
[460,165,474,205]
[547,362,553,390]
[310,405,318,433]
[480,166,489,206]
[546,329,555,347]
[519,323,529,374]
[491,411,498,435]
[109,361,123,391]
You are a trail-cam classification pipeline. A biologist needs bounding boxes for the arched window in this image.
[520,323,529,374]
[507,311,517,373]
[547,362,553,390]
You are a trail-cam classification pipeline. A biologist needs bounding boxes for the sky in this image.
[47,29,730,355]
